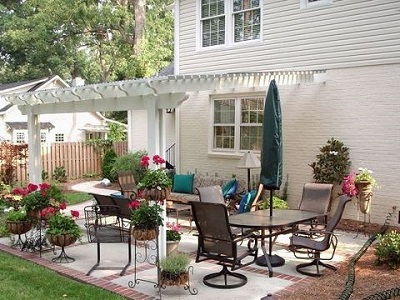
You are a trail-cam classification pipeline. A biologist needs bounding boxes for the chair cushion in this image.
[222,179,238,198]
[173,174,194,194]
[238,190,257,213]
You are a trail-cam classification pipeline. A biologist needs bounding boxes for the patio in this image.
[0,182,370,300]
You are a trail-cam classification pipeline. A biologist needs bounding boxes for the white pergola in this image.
[4,71,323,183]
[3,71,323,258]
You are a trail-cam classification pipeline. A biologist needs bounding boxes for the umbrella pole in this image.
[269,189,273,255]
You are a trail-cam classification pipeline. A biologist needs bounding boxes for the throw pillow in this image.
[244,190,257,212]
[238,192,251,214]
[172,174,194,194]
[222,179,238,198]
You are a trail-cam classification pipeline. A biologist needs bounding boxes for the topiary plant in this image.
[102,149,117,181]
[309,137,351,184]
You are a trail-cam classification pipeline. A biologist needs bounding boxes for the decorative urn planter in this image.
[355,181,373,214]
[166,240,180,255]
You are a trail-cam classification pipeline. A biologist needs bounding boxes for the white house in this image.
[0,76,125,143]
[171,0,400,225]
[3,0,400,227]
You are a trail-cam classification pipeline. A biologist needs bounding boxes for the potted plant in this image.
[137,155,172,201]
[4,207,32,235]
[46,210,82,247]
[14,183,66,219]
[160,252,191,286]
[166,222,182,255]
[129,199,163,241]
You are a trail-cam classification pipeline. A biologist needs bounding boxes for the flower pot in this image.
[160,270,189,286]
[6,220,32,235]
[48,234,77,247]
[143,188,171,202]
[166,240,180,255]
[131,228,157,241]
[356,181,372,214]
[27,209,41,220]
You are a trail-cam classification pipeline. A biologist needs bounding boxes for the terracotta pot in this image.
[131,228,157,241]
[6,220,32,235]
[160,270,189,286]
[356,181,373,214]
[143,188,171,202]
[48,234,77,247]
[166,240,180,255]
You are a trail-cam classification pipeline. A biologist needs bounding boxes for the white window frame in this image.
[211,94,264,154]
[300,0,332,9]
[55,133,65,142]
[15,131,26,144]
[40,132,47,143]
[197,0,262,50]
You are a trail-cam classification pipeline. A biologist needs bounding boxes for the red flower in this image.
[59,202,67,210]
[27,183,39,193]
[39,183,51,191]
[71,210,80,218]
[128,200,141,210]
[41,206,56,218]
[140,155,150,168]
[152,155,165,165]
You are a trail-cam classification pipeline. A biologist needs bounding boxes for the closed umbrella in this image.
[258,79,284,267]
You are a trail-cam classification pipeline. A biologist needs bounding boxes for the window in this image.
[213,95,264,152]
[40,132,47,143]
[16,132,26,144]
[300,0,332,9]
[55,133,64,142]
[200,0,261,48]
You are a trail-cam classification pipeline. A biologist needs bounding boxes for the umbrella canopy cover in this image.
[260,79,282,190]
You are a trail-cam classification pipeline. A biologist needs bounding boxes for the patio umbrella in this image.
[258,79,284,267]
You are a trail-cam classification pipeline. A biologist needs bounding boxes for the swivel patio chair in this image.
[297,183,333,230]
[289,195,351,277]
[117,170,138,200]
[190,201,258,289]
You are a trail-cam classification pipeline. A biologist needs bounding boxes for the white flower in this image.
[4,207,14,213]
[329,151,338,155]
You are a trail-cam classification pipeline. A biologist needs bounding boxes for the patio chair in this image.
[117,170,138,200]
[297,183,333,231]
[84,204,132,276]
[289,195,351,277]
[197,185,226,204]
[190,201,258,289]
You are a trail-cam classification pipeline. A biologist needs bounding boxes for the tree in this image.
[0,0,173,84]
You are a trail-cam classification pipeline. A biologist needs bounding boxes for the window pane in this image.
[240,126,262,151]
[202,16,225,47]
[233,0,260,42]
[214,126,235,149]
[202,0,224,18]
[55,133,64,142]
[214,99,235,123]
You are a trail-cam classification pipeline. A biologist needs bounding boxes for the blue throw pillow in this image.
[222,179,238,198]
[238,192,251,214]
[172,174,194,194]
[244,190,257,212]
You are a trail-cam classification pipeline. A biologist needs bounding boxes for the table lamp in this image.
[236,151,261,191]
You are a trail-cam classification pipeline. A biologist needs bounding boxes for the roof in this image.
[6,122,55,130]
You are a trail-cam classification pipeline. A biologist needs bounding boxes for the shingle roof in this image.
[6,122,55,130]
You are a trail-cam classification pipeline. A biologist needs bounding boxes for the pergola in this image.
[3,71,323,183]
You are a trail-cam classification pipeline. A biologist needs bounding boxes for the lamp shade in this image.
[237,151,261,169]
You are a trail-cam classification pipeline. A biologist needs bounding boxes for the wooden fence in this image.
[0,141,128,185]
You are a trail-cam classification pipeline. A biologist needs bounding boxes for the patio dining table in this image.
[229,209,322,277]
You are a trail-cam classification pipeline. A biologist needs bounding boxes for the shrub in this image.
[160,252,191,273]
[375,230,400,269]
[111,150,147,182]
[52,166,67,183]
[309,137,351,184]
[102,149,117,181]
[259,195,289,210]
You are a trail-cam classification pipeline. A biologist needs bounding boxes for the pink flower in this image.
[152,155,165,165]
[71,210,80,218]
[342,173,358,197]
[140,155,150,168]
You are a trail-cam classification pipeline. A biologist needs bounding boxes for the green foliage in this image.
[309,138,351,184]
[130,201,163,229]
[160,252,191,274]
[46,212,82,239]
[259,195,289,210]
[85,139,113,153]
[19,183,66,211]
[102,149,117,181]
[108,123,126,142]
[52,166,67,183]
[375,231,400,269]
[137,169,172,190]
[355,167,378,188]
[0,0,173,83]
[41,170,49,181]
[4,208,28,222]
[111,150,148,181]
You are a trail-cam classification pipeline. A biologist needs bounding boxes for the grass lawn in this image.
[0,251,125,300]
[64,192,93,206]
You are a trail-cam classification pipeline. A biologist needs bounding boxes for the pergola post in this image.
[26,108,42,183]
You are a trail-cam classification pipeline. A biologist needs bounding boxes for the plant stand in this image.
[51,246,75,263]
[21,218,55,257]
[160,266,198,295]
[48,234,77,263]
[354,200,371,238]
[6,221,32,249]
[128,228,162,299]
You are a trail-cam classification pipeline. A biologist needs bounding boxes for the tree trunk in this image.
[134,0,146,56]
